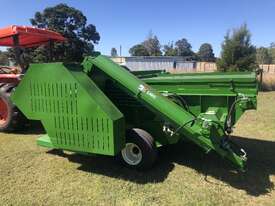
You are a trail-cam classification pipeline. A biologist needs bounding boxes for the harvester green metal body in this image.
[11,54,258,171]
[141,71,257,133]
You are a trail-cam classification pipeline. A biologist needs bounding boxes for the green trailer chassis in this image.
[11,54,258,171]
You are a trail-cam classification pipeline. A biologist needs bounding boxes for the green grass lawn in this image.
[1,92,275,206]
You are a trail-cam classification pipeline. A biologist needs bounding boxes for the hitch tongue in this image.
[221,137,247,161]
[239,148,247,161]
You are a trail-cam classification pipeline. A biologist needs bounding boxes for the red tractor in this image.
[0,25,65,132]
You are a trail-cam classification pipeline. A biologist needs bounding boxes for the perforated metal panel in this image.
[12,63,125,155]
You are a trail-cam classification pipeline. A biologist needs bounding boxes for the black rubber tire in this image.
[0,90,27,132]
[118,128,158,170]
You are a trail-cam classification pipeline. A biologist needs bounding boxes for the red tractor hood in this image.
[0,25,66,47]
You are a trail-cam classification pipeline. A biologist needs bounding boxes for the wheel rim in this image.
[121,143,142,166]
[0,97,8,125]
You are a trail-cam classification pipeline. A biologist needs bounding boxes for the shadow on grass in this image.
[164,136,275,196]
[48,135,275,196]
[17,121,45,135]
[48,149,175,184]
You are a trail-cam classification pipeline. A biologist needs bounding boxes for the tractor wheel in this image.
[118,128,158,170]
[0,90,26,132]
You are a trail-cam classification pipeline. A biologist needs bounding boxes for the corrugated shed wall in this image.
[110,56,218,73]
[110,57,275,74]
[123,56,196,72]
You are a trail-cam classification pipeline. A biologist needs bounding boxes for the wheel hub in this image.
[121,143,142,165]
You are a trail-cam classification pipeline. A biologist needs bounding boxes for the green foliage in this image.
[142,32,162,56]
[163,39,196,59]
[129,32,162,56]
[111,48,118,57]
[129,32,198,58]
[0,51,9,65]
[129,44,149,56]
[269,43,275,64]
[9,3,100,63]
[175,38,193,56]
[255,43,275,64]
[197,43,215,62]
[163,42,177,56]
[256,47,272,64]
[217,24,257,72]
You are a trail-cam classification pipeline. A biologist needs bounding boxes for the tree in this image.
[111,48,118,57]
[129,44,149,56]
[256,47,271,64]
[142,32,162,56]
[163,42,177,56]
[175,38,193,57]
[197,43,215,62]
[269,43,275,64]
[217,24,257,72]
[129,31,162,56]
[9,4,100,63]
[0,51,9,65]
